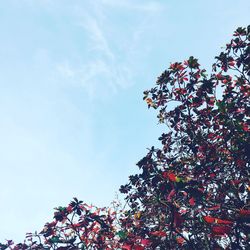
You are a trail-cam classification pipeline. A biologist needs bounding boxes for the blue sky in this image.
[0,0,249,242]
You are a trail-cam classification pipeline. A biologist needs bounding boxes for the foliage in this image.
[1,25,249,250]
[119,25,250,249]
[0,198,124,250]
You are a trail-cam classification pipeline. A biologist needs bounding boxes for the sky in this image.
[0,0,249,242]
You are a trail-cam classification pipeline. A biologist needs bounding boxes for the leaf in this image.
[167,189,176,202]
[168,172,177,182]
[207,205,220,211]
[175,176,182,182]
[141,239,151,247]
[134,245,144,250]
[239,209,250,217]
[203,216,233,225]
[116,231,127,240]
[150,231,167,237]
[134,211,142,219]
[176,237,185,245]
[174,211,184,227]
[212,225,231,236]
[49,236,60,244]
[122,244,132,250]
[189,197,195,206]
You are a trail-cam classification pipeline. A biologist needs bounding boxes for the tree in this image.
[1,25,249,250]
[0,198,123,250]
[119,25,250,249]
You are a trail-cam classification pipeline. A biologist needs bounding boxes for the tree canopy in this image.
[1,25,249,250]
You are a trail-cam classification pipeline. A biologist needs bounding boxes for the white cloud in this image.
[53,0,163,99]
[79,13,115,61]
[56,58,133,99]
[55,3,138,98]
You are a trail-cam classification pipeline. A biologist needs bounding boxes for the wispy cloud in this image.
[56,0,164,99]
[80,13,115,61]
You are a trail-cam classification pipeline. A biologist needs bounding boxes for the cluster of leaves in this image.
[1,26,249,250]
[119,25,250,249]
[0,198,123,250]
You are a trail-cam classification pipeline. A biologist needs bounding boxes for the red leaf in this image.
[207,205,220,211]
[146,98,152,105]
[203,216,233,225]
[141,239,151,247]
[203,216,215,224]
[150,231,167,237]
[122,244,132,250]
[176,237,185,245]
[162,171,168,179]
[166,189,176,202]
[239,209,250,216]
[168,173,177,182]
[216,218,233,225]
[209,173,216,178]
[134,245,144,250]
[242,123,250,132]
[174,211,184,227]
[230,179,241,185]
[189,197,195,206]
[212,225,231,235]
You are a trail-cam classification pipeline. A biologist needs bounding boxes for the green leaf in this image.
[116,230,127,239]
[49,236,60,243]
